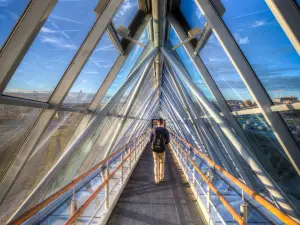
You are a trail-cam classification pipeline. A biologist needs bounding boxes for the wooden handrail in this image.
[8,133,146,225]
[172,138,246,225]
[170,130,299,225]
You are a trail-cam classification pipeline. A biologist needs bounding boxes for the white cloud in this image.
[234,33,249,45]
[40,36,77,50]
[41,27,56,34]
[250,20,266,28]
[50,15,83,24]
[239,36,249,44]
[0,0,12,7]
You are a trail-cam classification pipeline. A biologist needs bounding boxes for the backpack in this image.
[151,127,167,153]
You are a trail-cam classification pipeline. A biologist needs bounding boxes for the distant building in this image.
[273,96,298,104]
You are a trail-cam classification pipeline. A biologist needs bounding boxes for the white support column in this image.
[194,0,300,175]
[265,0,300,55]
[162,46,299,220]
[0,0,58,93]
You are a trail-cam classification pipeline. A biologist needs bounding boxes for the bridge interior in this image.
[0,0,300,224]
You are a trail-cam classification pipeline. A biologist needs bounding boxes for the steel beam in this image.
[107,23,124,55]
[0,0,125,209]
[167,15,256,159]
[164,62,249,181]
[265,0,300,55]
[0,0,58,93]
[162,46,299,219]
[7,46,158,223]
[104,58,154,157]
[194,0,300,175]
[89,13,152,112]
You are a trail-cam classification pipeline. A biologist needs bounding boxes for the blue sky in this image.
[180,0,300,102]
[1,0,139,102]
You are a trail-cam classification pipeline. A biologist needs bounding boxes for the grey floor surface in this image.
[106,145,207,225]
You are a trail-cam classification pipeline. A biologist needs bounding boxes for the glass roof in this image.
[0,0,30,49]
[1,1,300,221]
[3,0,99,102]
[62,33,120,109]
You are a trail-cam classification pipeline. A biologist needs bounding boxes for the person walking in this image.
[150,118,170,184]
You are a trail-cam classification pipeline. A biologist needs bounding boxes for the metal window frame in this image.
[193,0,300,175]
[164,63,256,188]
[265,0,300,55]
[166,16,260,163]
[0,0,125,210]
[162,46,299,219]
[0,0,58,93]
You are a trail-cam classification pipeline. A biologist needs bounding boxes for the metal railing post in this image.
[129,145,132,170]
[207,167,211,225]
[121,152,124,184]
[105,163,110,210]
[193,155,196,186]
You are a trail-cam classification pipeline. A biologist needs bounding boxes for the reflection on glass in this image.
[235,114,296,179]
[219,0,300,103]
[280,110,300,147]
[180,0,207,30]
[0,105,41,180]
[3,0,98,102]
[1,111,83,220]
[112,0,139,29]
[100,28,149,108]
[296,0,300,7]
[63,33,119,109]
[169,27,217,103]
[0,0,30,49]
[200,33,257,111]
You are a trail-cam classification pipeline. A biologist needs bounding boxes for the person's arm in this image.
[149,128,154,143]
[165,130,170,149]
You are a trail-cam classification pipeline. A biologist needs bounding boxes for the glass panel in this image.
[235,114,297,178]
[200,33,257,111]
[180,0,207,30]
[169,27,216,102]
[296,0,300,7]
[1,111,84,219]
[62,33,119,109]
[280,110,300,147]
[3,0,98,102]
[218,0,300,103]
[0,0,30,49]
[100,28,149,107]
[112,0,139,29]
[0,105,41,180]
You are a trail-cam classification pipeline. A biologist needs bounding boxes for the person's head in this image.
[158,118,164,127]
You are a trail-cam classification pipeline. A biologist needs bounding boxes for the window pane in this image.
[296,0,300,7]
[100,28,149,107]
[63,33,119,109]
[280,110,300,147]
[3,0,98,102]
[0,0,30,49]
[112,0,139,29]
[180,0,206,30]
[235,114,297,178]
[200,33,257,111]
[1,111,84,218]
[169,27,215,102]
[0,105,41,180]
[219,0,300,104]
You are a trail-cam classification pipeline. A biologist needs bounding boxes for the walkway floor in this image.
[107,145,206,225]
